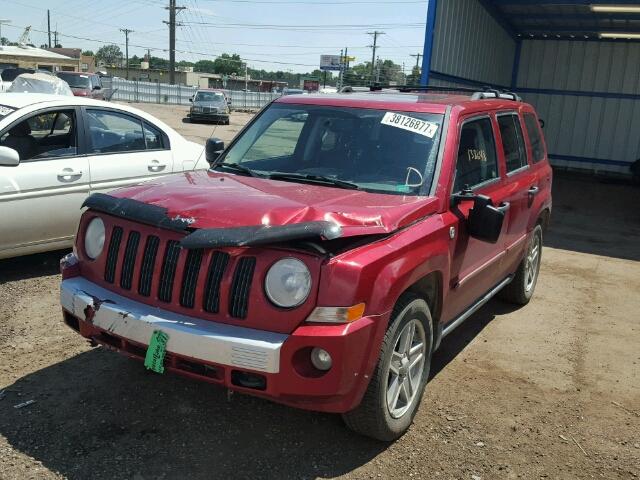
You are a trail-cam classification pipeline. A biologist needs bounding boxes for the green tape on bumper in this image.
[144,330,169,373]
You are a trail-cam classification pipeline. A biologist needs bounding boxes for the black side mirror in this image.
[93,85,101,90]
[205,138,225,165]
[189,97,193,102]
[452,191,508,244]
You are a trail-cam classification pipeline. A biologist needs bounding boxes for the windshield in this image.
[195,92,225,103]
[57,73,90,88]
[217,103,444,195]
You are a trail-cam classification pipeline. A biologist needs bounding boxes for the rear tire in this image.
[342,293,433,441]
[499,224,543,305]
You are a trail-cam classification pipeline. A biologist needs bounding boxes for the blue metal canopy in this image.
[486,0,640,40]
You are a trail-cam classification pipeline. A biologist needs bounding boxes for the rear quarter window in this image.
[524,113,546,163]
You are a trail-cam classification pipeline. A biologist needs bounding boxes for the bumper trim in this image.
[61,277,286,373]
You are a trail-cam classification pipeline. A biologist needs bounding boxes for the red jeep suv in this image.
[60,87,552,441]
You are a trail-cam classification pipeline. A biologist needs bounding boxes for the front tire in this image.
[342,294,433,441]
[499,224,543,305]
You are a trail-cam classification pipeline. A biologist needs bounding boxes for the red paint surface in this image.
[63,93,552,413]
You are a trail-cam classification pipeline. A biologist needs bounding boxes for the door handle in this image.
[496,202,510,213]
[148,160,167,172]
[57,169,83,179]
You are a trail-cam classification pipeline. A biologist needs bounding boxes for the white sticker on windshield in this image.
[381,112,439,138]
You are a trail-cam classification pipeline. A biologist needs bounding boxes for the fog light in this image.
[310,347,332,371]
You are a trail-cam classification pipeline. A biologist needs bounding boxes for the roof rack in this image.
[368,84,522,102]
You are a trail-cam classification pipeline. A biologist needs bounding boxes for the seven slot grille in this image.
[103,226,254,319]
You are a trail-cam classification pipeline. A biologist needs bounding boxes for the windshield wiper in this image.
[212,162,256,177]
[268,172,360,190]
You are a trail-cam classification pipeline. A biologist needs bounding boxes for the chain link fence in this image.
[102,77,281,111]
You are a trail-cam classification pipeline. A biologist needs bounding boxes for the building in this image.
[45,48,96,73]
[0,45,78,72]
[419,0,640,176]
[105,66,287,92]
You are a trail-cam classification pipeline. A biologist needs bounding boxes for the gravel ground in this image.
[0,103,639,480]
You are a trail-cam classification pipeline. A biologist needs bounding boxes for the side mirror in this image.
[93,85,102,90]
[0,146,20,166]
[189,97,193,102]
[452,192,507,243]
[205,138,225,165]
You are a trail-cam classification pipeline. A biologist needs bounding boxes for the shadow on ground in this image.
[0,296,519,480]
[0,348,385,480]
[546,172,640,261]
[0,249,69,283]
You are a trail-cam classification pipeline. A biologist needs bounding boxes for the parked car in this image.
[56,72,105,100]
[1,68,56,93]
[59,88,552,441]
[281,88,306,96]
[188,89,230,124]
[0,93,205,259]
[7,72,73,96]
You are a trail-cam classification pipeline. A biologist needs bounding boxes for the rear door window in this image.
[453,117,499,192]
[86,109,146,154]
[497,114,528,173]
[523,113,545,163]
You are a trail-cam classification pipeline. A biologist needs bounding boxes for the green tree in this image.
[213,53,243,75]
[193,59,216,73]
[150,56,169,70]
[406,65,421,85]
[95,44,123,66]
[82,50,94,56]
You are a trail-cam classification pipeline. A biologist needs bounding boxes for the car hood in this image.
[108,170,439,238]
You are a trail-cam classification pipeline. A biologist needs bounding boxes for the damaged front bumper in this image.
[61,277,286,373]
[60,275,381,413]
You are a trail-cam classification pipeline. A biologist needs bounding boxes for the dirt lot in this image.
[0,103,639,480]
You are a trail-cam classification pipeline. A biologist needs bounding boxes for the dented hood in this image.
[108,170,439,238]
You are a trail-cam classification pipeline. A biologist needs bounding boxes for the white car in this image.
[0,93,206,259]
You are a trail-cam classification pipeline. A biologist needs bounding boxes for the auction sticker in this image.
[381,112,439,138]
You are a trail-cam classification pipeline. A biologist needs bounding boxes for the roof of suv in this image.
[275,91,523,114]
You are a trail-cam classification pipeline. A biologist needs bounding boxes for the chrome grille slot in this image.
[229,257,256,319]
[120,231,140,290]
[180,249,204,308]
[138,235,159,297]
[158,240,181,303]
[104,226,123,283]
[203,252,230,313]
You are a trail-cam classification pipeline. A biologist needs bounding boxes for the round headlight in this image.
[265,258,311,308]
[84,217,105,260]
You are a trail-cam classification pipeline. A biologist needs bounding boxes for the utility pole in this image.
[244,62,248,91]
[47,10,51,48]
[164,0,185,85]
[120,28,133,80]
[375,56,381,83]
[410,53,422,69]
[53,30,58,47]
[338,48,344,90]
[367,30,384,85]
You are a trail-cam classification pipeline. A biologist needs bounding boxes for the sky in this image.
[0,0,429,74]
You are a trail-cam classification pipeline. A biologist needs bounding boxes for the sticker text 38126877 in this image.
[381,112,439,138]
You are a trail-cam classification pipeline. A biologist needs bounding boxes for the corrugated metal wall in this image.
[431,0,515,86]
[517,40,640,174]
